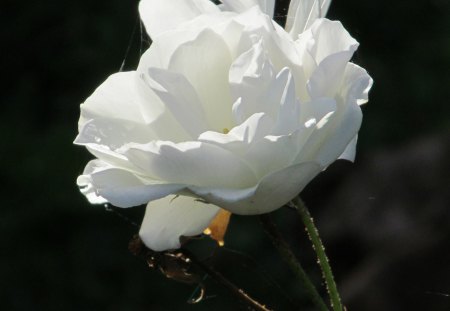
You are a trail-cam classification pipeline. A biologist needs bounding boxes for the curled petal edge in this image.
[189,161,322,215]
[77,160,186,208]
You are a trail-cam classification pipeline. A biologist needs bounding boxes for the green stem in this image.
[259,214,329,311]
[293,197,343,311]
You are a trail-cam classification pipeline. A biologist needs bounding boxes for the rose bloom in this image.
[76,0,373,251]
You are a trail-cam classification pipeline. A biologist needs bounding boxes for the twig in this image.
[130,235,272,310]
[181,248,273,311]
[259,214,329,311]
[293,197,343,311]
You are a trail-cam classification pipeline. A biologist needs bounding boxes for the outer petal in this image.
[139,195,220,251]
[308,19,358,65]
[286,0,332,38]
[138,31,199,70]
[137,12,237,70]
[77,160,109,205]
[75,117,156,151]
[300,97,336,124]
[338,135,358,162]
[307,51,355,99]
[77,160,185,207]
[295,101,362,167]
[146,68,209,138]
[341,63,373,106]
[168,29,234,132]
[243,123,316,178]
[139,0,219,38]
[221,0,275,17]
[119,140,257,188]
[306,19,359,99]
[79,70,190,143]
[190,161,321,215]
[200,114,316,179]
[79,72,146,130]
[333,65,372,161]
[136,72,192,142]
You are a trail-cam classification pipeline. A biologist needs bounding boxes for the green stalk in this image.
[259,214,329,311]
[293,197,343,311]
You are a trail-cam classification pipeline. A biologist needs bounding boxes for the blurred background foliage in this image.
[1,0,449,310]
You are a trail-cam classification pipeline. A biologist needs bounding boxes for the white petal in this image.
[77,161,109,204]
[75,117,156,151]
[198,112,274,160]
[139,0,219,38]
[229,39,278,123]
[338,135,358,162]
[233,7,300,68]
[200,114,316,179]
[307,51,355,99]
[305,20,359,99]
[79,72,145,131]
[229,39,271,85]
[221,0,256,13]
[119,141,257,189]
[294,29,316,79]
[139,195,220,251]
[244,124,316,178]
[341,63,373,106]
[83,144,132,172]
[321,0,332,16]
[295,100,362,167]
[221,0,275,17]
[77,160,185,207]
[137,11,238,70]
[229,112,273,143]
[147,68,209,138]
[138,31,198,70]
[286,0,333,38]
[199,113,314,178]
[308,19,359,65]
[80,70,189,143]
[191,161,321,215]
[300,97,336,123]
[231,7,309,101]
[168,29,234,133]
[261,0,275,17]
[272,68,301,135]
[213,18,245,57]
[184,10,237,28]
[136,74,192,142]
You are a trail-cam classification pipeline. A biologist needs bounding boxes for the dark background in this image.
[1,0,449,310]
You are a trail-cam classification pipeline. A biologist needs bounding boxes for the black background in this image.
[1,0,449,310]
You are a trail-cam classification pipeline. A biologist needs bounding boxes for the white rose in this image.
[76,0,373,251]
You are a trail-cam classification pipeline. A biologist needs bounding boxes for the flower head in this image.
[76,0,373,251]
